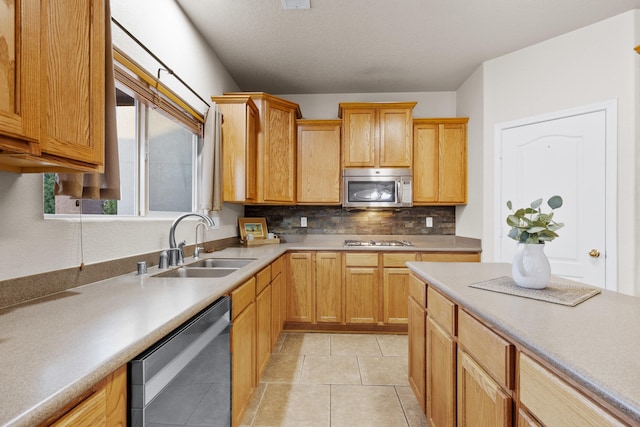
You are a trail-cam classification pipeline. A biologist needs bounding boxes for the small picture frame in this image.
[238,217,268,240]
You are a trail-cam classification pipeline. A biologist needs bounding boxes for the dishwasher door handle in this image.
[143,311,230,406]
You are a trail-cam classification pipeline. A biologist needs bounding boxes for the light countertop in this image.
[0,235,480,427]
[407,261,640,425]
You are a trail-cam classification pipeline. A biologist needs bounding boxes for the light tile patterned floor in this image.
[240,333,428,427]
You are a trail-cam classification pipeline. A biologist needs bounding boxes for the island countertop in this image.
[406,261,640,425]
[0,234,480,427]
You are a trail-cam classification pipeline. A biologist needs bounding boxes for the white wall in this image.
[0,0,242,281]
[474,10,639,295]
[455,66,484,240]
[280,92,456,119]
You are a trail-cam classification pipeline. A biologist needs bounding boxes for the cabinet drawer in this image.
[519,353,625,427]
[458,309,514,389]
[382,253,417,267]
[271,256,283,278]
[427,287,456,336]
[231,277,256,319]
[408,274,426,307]
[256,266,272,294]
[52,388,107,426]
[419,252,480,262]
[345,252,378,267]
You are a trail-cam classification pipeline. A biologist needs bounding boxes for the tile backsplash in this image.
[244,205,455,235]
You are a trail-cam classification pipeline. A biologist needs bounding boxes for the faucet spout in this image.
[169,212,215,249]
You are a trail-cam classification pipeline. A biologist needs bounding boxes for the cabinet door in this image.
[408,295,426,412]
[296,120,342,204]
[271,270,282,348]
[231,301,256,427]
[286,252,314,323]
[413,119,468,205]
[262,101,296,203]
[413,122,439,203]
[378,108,413,167]
[342,108,377,167]
[383,267,410,324]
[457,350,512,427]
[216,97,258,203]
[316,252,343,323]
[0,0,39,151]
[438,123,467,203]
[344,267,379,324]
[51,365,127,426]
[255,285,272,381]
[426,316,456,427]
[40,0,105,166]
[519,352,625,427]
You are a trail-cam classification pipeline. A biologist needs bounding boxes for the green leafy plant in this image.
[506,196,564,244]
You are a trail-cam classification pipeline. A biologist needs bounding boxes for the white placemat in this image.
[469,276,601,307]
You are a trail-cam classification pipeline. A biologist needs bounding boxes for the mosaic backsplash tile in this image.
[244,205,455,235]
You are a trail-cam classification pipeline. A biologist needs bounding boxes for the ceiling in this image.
[176,0,640,94]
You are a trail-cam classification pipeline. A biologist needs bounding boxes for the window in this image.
[44,52,203,216]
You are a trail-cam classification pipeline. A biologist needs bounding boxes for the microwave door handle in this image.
[396,180,402,203]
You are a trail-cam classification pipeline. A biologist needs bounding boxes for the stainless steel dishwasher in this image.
[129,296,231,427]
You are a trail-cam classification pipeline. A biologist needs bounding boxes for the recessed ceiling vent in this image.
[281,0,311,9]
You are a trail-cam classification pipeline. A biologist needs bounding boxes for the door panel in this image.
[499,111,606,288]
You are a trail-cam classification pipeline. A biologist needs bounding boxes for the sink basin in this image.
[185,258,256,268]
[153,267,238,278]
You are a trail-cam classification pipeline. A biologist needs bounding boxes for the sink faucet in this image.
[168,213,215,266]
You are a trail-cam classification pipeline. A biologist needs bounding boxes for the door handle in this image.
[589,249,601,258]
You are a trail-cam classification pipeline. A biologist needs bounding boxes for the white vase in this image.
[512,243,551,289]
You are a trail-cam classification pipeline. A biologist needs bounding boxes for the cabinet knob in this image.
[589,249,601,258]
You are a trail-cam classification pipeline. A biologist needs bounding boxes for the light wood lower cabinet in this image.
[519,353,625,427]
[383,253,418,324]
[270,256,284,348]
[286,252,314,323]
[408,274,427,412]
[47,365,126,427]
[409,274,630,426]
[344,253,380,324]
[316,252,343,323]
[231,277,256,427]
[458,349,512,427]
[255,266,272,382]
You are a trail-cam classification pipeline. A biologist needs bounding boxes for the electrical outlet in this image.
[301,217,307,227]
[426,217,433,227]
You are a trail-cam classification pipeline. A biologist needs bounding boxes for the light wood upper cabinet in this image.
[212,96,258,203]
[296,119,342,204]
[0,0,106,173]
[0,0,39,154]
[226,92,301,204]
[413,118,468,205]
[339,102,416,168]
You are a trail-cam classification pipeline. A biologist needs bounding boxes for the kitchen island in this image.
[407,261,640,426]
[0,235,479,427]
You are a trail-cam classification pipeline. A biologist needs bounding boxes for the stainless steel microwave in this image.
[342,168,413,209]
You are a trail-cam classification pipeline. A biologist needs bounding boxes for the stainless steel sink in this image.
[153,267,239,278]
[185,258,256,268]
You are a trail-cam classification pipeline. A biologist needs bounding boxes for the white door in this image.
[497,109,610,288]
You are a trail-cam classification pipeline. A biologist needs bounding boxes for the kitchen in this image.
[1,0,640,426]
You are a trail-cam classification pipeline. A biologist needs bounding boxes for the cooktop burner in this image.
[344,239,413,247]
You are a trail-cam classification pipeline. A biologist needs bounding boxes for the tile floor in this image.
[240,332,428,427]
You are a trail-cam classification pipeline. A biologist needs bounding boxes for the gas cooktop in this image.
[344,239,413,247]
